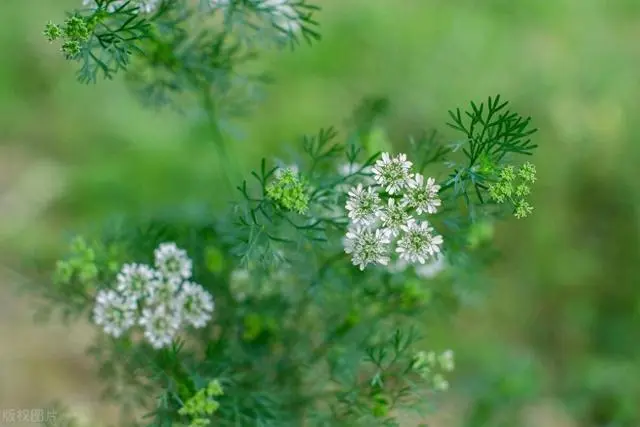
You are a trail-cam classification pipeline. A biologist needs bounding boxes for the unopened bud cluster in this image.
[488,162,537,219]
[343,152,444,271]
[43,15,91,59]
[178,380,225,427]
[411,349,455,392]
[266,167,310,215]
[93,242,215,349]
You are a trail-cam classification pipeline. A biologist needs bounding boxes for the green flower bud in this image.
[43,21,62,42]
[499,165,515,182]
[61,40,81,59]
[63,16,90,41]
[206,380,224,397]
[514,199,533,219]
[266,168,309,214]
[515,183,530,197]
[518,161,537,183]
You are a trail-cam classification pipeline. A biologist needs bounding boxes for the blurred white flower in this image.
[338,162,374,179]
[208,0,301,35]
[115,263,156,302]
[402,173,441,215]
[378,198,413,237]
[414,254,446,279]
[438,349,455,372]
[387,258,409,274]
[396,220,443,264]
[146,275,180,307]
[229,268,250,302]
[345,184,382,226]
[432,373,449,392]
[139,304,182,349]
[259,0,301,34]
[82,0,158,13]
[93,289,137,338]
[372,152,412,195]
[154,242,192,283]
[344,226,391,271]
[176,281,215,328]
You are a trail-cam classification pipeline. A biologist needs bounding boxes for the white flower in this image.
[229,268,250,302]
[432,373,449,392]
[372,152,413,195]
[154,242,192,283]
[414,254,446,278]
[175,282,215,328]
[345,184,382,226]
[438,350,455,372]
[139,305,182,349]
[93,289,137,338]
[402,173,441,215]
[146,275,180,307]
[116,263,156,302]
[396,220,443,264]
[344,226,391,271]
[378,198,413,236]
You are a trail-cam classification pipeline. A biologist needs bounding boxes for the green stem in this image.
[201,92,242,191]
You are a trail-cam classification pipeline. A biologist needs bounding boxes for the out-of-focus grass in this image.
[1,0,640,425]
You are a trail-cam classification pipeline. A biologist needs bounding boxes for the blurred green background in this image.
[1,0,639,425]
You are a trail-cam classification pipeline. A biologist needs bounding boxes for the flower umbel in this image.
[396,220,443,264]
[116,263,156,302]
[372,152,412,195]
[344,226,392,271]
[402,173,441,215]
[378,198,412,236]
[139,304,182,349]
[345,184,382,226]
[266,167,310,214]
[93,289,137,338]
[176,281,215,329]
[489,162,537,219]
[154,242,193,283]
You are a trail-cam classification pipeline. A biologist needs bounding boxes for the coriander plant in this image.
[38,1,539,426]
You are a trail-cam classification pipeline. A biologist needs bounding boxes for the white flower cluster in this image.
[209,0,301,35]
[412,349,455,392]
[93,242,215,349]
[82,0,159,13]
[343,152,443,271]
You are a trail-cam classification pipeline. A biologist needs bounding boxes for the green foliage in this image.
[441,95,538,220]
